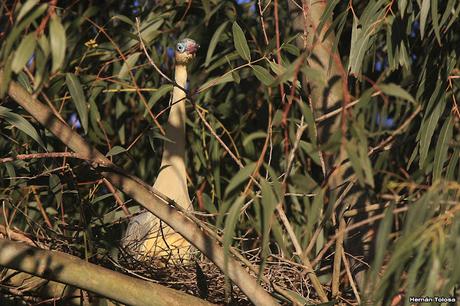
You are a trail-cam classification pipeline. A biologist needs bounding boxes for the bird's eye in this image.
[176,43,185,52]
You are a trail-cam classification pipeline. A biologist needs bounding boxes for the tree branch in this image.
[0,71,278,306]
[0,239,213,306]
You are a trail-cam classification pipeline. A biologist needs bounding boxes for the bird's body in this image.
[122,38,199,262]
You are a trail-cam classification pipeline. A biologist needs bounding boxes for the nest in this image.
[116,245,327,305]
[1,225,350,305]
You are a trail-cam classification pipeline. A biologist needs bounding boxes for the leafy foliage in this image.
[1,0,460,304]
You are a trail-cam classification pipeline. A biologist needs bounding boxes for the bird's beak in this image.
[187,42,200,55]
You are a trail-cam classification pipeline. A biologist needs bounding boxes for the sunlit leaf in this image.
[49,16,67,72]
[420,0,430,39]
[17,0,39,22]
[12,33,36,73]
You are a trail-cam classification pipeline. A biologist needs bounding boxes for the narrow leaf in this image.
[379,83,415,103]
[251,65,275,86]
[420,0,430,39]
[66,73,89,133]
[144,84,173,116]
[205,21,229,67]
[222,196,246,274]
[232,22,251,61]
[140,19,164,43]
[345,141,365,186]
[431,0,442,44]
[433,116,453,180]
[49,16,66,72]
[12,33,36,73]
[0,106,45,148]
[106,146,127,157]
[224,162,256,197]
[199,73,233,92]
[259,179,277,280]
[118,52,141,79]
[348,15,372,74]
[17,0,39,22]
[419,97,446,168]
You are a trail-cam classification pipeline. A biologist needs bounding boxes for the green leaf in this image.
[205,21,229,67]
[379,83,415,103]
[140,19,164,43]
[259,178,277,280]
[297,99,318,146]
[199,73,233,92]
[2,4,47,59]
[433,116,453,180]
[12,33,36,73]
[118,52,141,79]
[431,0,442,44]
[202,193,217,214]
[0,106,45,149]
[268,60,286,76]
[419,97,446,169]
[232,22,251,61]
[398,0,408,16]
[49,16,67,72]
[272,54,305,86]
[446,148,459,180]
[348,15,374,74]
[369,204,394,289]
[0,55,13,98]
[316,0,340,38]
[111,14,135,26]
[66,73,89,134]
[17,0,39,22]
[345,140,365,186]
[222,195,246,274]
[420,0,430,39]
[251,65,275,86]
[106,146,127,157]
[224,162,256,197]
[242,131,266,147]
[144,84,173,116]
[299,141,321,166]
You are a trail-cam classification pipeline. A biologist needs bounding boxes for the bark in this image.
[0,239,214,306]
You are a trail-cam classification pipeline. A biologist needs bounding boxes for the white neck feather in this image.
[152,64,192,209]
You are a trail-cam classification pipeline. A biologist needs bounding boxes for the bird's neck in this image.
[170,64,187,129]
[153,64,191,209]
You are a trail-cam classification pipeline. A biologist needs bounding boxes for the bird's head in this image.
[175,38,199,65]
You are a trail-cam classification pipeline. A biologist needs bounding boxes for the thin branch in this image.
[1,71,278,306]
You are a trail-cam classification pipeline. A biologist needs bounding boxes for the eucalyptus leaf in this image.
[12,33,36,73]
[49,16,66,72]
[232,22,251,62]
[0,106,45,149]
[66,73,89,133]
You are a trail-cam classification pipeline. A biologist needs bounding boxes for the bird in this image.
[122,38,199,263]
